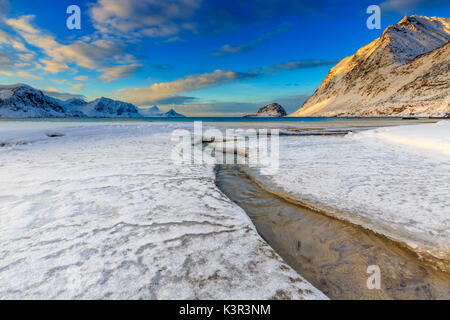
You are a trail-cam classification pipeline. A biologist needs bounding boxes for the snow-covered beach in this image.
[0,119,449,299]
[0,121,325,299]
[248,121,450,270]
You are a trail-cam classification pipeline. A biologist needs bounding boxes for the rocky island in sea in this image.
[245,103,287,117]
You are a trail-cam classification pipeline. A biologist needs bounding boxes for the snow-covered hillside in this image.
[140,105,186,118]
[163,109,186,118]
[0,84,185,118]
[291,16,450,117]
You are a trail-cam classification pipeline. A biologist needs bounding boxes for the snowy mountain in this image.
[291,16,450,117]
[62,98,88,107]
[164,108,186,118]
[0,84,84,118]
[140,105,186,118]
[140,106,164,116]
[78,97,141,118]
[0,84,185,118]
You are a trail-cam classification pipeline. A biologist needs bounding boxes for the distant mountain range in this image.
[0,84,185,118]
[139,105,185,118]
[291,16,450,117]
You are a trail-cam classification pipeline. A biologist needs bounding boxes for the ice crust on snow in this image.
[251,122,450,262]
[0,122,325,299]
[351,121,450,157]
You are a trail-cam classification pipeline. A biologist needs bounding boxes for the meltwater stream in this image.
[215,165,450,300]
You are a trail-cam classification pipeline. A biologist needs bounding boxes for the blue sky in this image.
[0,0,449,116]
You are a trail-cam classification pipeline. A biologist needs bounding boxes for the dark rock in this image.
[245,103,287,117]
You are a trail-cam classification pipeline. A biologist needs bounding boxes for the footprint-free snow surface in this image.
[0,122,325,299]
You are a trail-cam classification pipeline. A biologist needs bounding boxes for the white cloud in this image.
[0,28,30,53]
[50,79,67,84]
[0,70,13,76]
[4,15,140,81]
[90,0,200,38]
[115,69,256,105]
[17,53,34,61]
[74,76,88,81]
[381,0,419,13]
[0,29,11,43]
[16,70,42,79]
[0,54,11,64]
[72,83,86,90]
[6,15,39,34]
[43,90,86,101]
[264,59,339,72]
[99,64,141,82]
[213,23,293,57]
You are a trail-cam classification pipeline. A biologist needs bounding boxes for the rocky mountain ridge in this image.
[290,16,450,117]
[245,103,287,117]
[0,84,185,118]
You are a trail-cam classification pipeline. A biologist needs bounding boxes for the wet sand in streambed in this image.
[215,165,450,300]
